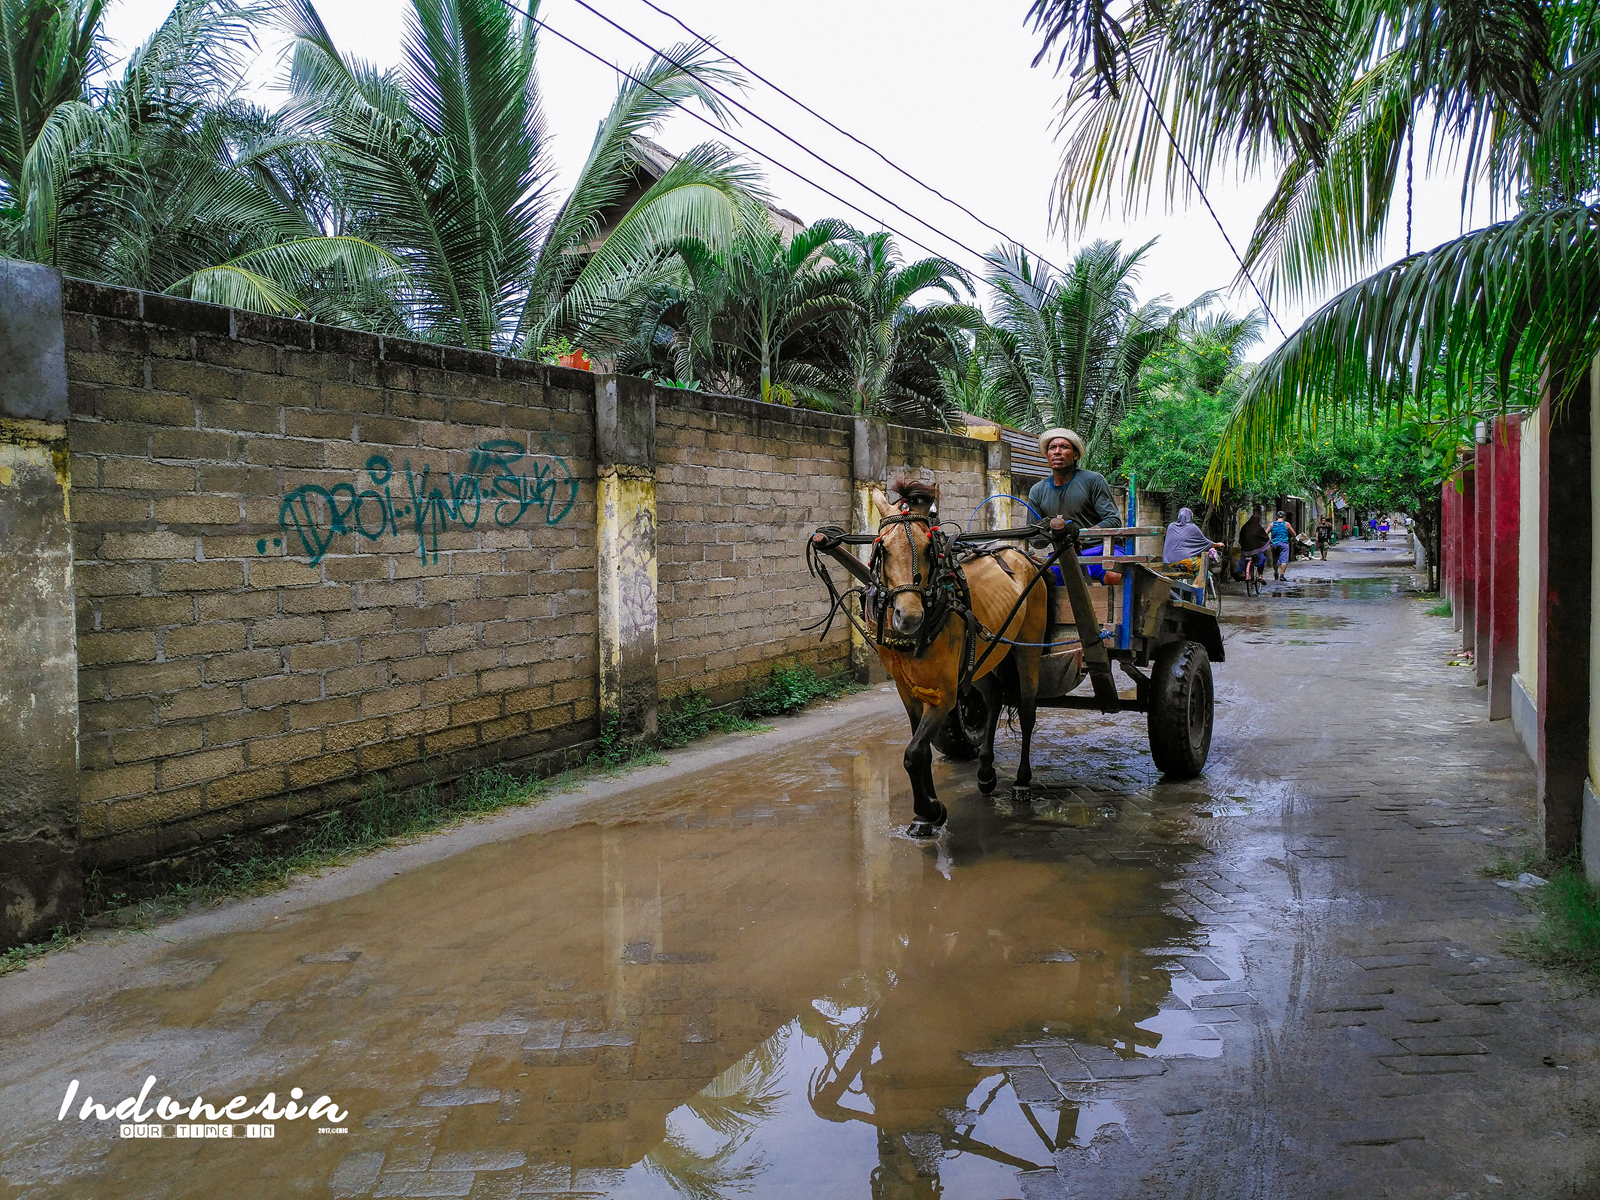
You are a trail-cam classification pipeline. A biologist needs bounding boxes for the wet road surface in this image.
[3,545,1598,1199]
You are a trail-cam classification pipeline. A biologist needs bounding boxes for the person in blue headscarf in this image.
[1162,507,1222,576]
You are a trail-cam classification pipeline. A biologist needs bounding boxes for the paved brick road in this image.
[1,543,1596,1200]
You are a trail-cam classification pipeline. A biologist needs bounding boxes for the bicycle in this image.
[1243,549,1263,596]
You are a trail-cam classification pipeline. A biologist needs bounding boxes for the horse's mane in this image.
[890,476,937,507]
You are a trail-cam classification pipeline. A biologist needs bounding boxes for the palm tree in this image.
[667,214,855,404]
[1025,0,1600,486]
[284,0,760,354]
[983,239,1180,462]
[937,327,1021,426]
[0,0,396,313]
[830,229,983,426]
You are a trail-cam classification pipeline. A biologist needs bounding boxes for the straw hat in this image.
[1037,427,1085,458]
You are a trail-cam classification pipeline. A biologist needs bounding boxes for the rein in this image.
[805,511,967,659]
[805,510,1086,689]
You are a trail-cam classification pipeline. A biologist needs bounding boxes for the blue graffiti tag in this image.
[277,441,578,565]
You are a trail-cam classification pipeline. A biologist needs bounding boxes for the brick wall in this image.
[654,395,853,702]
[887,426,989,532]
[46,278,995,869]
[64,282,598,863]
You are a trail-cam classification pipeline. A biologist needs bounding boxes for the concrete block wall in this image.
[654,395,849,702]
[886,425,988,531]
[62,280,599,864]
[0,265,999,935]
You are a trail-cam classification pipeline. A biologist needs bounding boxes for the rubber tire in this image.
[935,686,988,761]
[1147,641,1213,778]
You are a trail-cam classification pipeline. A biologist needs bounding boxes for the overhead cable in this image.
[554,0,1063,295]
[623,0,1079,283]
[1126,62,1286,338]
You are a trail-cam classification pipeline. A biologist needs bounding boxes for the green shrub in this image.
[741,663,859,717]
[659,692,765,748]
[1522,859,1600,979]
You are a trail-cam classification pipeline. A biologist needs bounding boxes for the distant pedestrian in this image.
[1316,517,1333,560]
[1270,511,1297,581]
[1379,517,1391,541]
[1368,517,1377,540]
[1163,507,1223,577]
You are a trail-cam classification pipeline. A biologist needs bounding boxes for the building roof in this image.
[585,136,807,248]
[960,414,1050,480]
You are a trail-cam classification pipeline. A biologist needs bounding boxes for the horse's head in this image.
[872,476,940,643]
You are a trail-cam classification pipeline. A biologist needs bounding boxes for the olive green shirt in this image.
[1027,469,1121,528]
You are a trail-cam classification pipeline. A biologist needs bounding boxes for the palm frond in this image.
[171,262,298,311]
[1208,204,1600,494]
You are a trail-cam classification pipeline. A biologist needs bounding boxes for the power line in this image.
[554,0,1057,295]
[1126,61,1286,338]
[626,0,1078,283]
[507,0,1056,298]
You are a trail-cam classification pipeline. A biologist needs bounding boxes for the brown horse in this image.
[867,478,1048,837]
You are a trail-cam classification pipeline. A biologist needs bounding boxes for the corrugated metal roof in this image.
[961,414,1049,479]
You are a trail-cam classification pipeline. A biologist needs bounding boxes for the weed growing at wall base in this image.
[742,663,862,717]
[1521,857,1600,981]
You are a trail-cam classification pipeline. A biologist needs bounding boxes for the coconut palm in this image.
[828,229,983,426]
[937,327,1023,426]
[665,214,855,404]
[284,0,760,354]
[1027,0,1600,487]
[0,0,397,314]
[983,239,1181,462]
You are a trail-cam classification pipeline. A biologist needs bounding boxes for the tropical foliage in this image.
[829,229,982,423]
[953,238,1192,464]
[282,0,760,352]
[0,0,995,426]
[1028,0,1600,489]
[648,214,855,404]
[1114,302,1290,506]
[0,0,397,316]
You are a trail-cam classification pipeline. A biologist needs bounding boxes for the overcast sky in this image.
[103,0,1490,357]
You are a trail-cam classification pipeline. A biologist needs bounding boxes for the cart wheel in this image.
[1148,641,1213,778]
[935,685,988,761]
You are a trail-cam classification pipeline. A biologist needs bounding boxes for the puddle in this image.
[5,721,1232,1200]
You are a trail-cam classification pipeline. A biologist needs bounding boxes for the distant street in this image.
[1,541,1594,1199]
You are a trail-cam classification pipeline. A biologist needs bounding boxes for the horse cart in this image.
[934,515,1224,779]
[809,481,1224,835]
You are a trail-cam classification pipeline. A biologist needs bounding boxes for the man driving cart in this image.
[1027,428,1124,585]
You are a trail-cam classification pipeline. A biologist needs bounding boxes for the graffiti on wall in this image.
[272,439,578,565]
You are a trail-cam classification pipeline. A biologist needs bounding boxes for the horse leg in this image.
[904,700,954,838]
[893,680,924,736]
[975,673,1004,796]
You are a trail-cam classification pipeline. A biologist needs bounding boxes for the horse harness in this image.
[807,509,1027,687]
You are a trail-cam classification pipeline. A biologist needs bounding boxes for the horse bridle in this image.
[865,509,964,655]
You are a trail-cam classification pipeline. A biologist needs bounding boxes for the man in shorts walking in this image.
[1269,510,1297,581]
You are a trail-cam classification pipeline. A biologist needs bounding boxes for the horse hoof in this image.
[1011,785,1032,803]
[906,803,948,839]
[978,773,996,796]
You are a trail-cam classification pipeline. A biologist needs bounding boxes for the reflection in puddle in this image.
[4,719,1235,1200]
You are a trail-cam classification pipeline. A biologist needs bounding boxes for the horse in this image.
[860,477,1048,837]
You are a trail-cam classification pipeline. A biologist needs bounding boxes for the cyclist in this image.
[1238,509,1269,589]
[1269,510,1297,580]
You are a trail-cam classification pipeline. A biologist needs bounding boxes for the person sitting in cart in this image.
[1027,427,1124,585]
[1162,507,1223,577]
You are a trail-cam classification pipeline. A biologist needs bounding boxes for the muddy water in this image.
[5,718,1242,1200]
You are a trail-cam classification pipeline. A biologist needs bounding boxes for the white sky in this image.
[102,0,1491,357]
